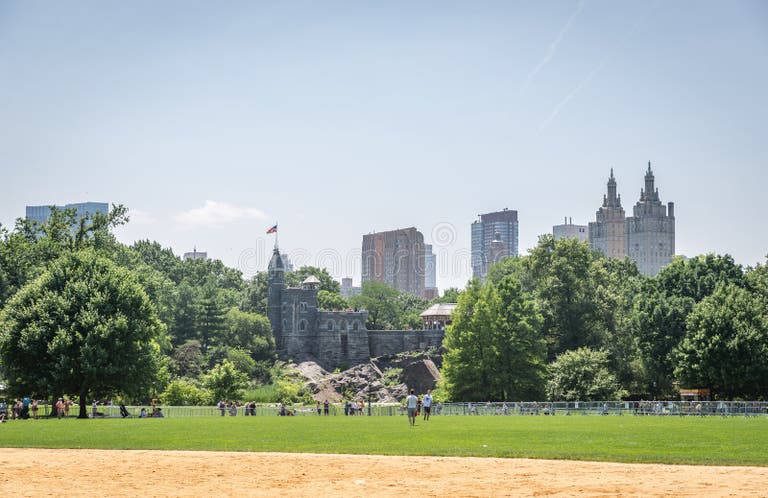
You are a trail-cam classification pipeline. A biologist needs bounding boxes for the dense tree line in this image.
[0,208,432,409]
[2,208,766,407]
[0,207,277,413]
[441,235,768,401]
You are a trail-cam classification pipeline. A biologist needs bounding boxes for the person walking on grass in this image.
[422,389,433,421]
[405,389,418,427]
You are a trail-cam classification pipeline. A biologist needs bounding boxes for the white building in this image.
[553,217,588,242]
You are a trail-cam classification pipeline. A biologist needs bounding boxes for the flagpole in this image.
[274,222,279,250]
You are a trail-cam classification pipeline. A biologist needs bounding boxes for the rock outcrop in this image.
[292,351,442,403]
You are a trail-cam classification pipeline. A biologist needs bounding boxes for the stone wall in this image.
[314,310,370,367]
[368,329,445,358]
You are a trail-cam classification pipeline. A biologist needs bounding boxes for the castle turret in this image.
[267,247,285,351]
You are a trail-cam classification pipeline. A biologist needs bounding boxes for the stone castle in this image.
[266,247,444,369]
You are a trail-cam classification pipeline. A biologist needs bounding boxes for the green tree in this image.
[349,281,400,330]
[442,276,546,401]
[393,292,428,329]
[546,348,626,401]
[240,272,268,315]
[0,204,129,308]
[170,283,200,346]
[161,379,212,406]
[318,290,349,311]
[130,240,183,283]
[222,307,274,361]
[434,287,461,303]
[203,360,248,402]
[171,340,205,378]
[224,347,258,377]
[634,253,744,397]
[197,285,227,351]
[285,266,340,293]
[675,283,768,398]
[588,257,645,395]
[525,235,602,359]
[0,250,165,418]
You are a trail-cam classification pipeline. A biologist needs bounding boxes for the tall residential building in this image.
[588,164,675,276]
[279,253,294,272]
[183,248,208,261]
[361,227,425,297]
[340,277,361,298]
[26,202,109,226]
[553,217,588,242]
[626,163,675,276]
[423,244,438,300]
[471,208,519,280]
[588,169,627,259]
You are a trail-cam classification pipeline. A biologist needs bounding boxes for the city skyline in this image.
[1,1,766,289]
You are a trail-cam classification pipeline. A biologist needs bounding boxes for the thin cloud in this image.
[175,201,267,227]
[520,0,585,94]
[537,2,658,135]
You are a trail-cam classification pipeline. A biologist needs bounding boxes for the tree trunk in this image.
[78,389,88,419]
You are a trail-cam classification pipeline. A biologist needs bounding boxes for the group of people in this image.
[217,400,241,416]
[54,398,73,418]
[138,406,164,418]
[0,397,38,422]
[316,400,331,415]
[404,389,433,427]
[343,399,367,416]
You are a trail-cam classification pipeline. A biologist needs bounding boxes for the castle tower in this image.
[589,169,627,259]
[627,162,675,276]
[267,247,285,352]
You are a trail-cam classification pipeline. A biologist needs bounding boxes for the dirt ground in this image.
[1,448,766,497]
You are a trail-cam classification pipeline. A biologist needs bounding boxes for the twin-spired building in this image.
[588,162,675,276]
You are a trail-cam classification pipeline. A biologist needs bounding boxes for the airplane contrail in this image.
[537,2,659,135]
[520,0,585,94]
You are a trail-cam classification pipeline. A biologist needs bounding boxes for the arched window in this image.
[299,302,307,313]
[339,320,347,331]
[352,321,359,331]
[298,320,307,332]
[327,320,335,331]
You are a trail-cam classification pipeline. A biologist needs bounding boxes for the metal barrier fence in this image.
[430,401,768,417]
[8,400,768,418]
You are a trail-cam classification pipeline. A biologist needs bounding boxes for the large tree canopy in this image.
[633,254,745,397]
[0,250,165,417]
[546,348,626,401]
[675,283,768,398]
[442,276,546,401]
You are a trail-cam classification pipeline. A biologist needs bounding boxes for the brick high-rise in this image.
[362,227,425,297]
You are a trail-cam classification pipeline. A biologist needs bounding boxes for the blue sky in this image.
[1,1,766,290]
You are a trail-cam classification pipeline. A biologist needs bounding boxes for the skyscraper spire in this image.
[645,161,656,201]
[606,168,621,207]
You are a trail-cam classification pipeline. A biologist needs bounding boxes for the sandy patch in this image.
[0,448,765,497]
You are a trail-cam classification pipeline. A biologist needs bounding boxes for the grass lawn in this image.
[2,414,766,466]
